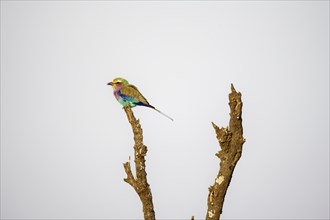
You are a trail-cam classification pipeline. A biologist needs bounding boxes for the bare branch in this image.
[123,106,156,220]
[206,84,245,220]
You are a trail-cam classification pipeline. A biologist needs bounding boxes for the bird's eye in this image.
[115,82,121,84]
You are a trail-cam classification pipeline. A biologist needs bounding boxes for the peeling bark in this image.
[206,84,245,220]
[123,107,155,220]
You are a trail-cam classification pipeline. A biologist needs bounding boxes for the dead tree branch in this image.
[206,84,245,220]
[122,106,156,220]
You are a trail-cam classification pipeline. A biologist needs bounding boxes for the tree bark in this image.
[206,84,245,220]
[122,106,156,220]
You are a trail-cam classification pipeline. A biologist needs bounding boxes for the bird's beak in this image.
[107,82,113,86]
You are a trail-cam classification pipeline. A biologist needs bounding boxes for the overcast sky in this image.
[1,1,329,219]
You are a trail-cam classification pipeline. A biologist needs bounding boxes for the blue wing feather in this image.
[117,91,154,108]
[117,86,154,108]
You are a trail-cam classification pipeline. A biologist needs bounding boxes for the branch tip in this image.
[230,83,236,93]
[211,122,219,130]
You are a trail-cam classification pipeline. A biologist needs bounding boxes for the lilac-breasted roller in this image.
[107,77,173,121]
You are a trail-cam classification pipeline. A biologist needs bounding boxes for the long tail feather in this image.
[154,108,174,121]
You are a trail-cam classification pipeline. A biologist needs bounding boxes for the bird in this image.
[107,77,174,121]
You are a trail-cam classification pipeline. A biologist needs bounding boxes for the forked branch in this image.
[123,107,155,220]
[206,84,245,220]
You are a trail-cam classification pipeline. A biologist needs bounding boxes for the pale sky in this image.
[1,1,329,219]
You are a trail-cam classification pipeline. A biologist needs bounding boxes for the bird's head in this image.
[107,77,129,90]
